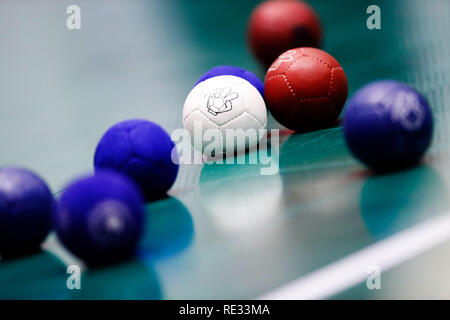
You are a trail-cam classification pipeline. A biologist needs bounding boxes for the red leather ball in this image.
[264,47,348,131]
[247,0,322,67]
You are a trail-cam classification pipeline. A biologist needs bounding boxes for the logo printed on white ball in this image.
[183,75,268,155]
[206,87,239,116]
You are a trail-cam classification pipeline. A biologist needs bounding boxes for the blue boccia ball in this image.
[196,65,264,98]
[94,119,179,201]
[55,171,145,265]
[343,80,433,171]
[0,167,54,256]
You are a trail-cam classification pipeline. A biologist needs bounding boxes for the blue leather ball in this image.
[343,80,433,171]
[56,171,145,265]
[0,167,54,256]
[94,119,179,201]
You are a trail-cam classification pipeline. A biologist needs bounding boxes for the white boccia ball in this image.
[183,75,267,156]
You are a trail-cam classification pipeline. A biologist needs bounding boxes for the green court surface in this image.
[1,0,450,299]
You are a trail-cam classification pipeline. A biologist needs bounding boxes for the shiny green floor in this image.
[0,0,450,299]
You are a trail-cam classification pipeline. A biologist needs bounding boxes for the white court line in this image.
[258,211,450,300]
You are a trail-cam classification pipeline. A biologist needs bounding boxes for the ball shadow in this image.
[139,197,194,260]
[291,117,342,134]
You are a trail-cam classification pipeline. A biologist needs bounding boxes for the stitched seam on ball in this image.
[265,55,303,83]
[328,68,334,97]
[284,55,305,73]
[299,49,333,69]
[121,127,137,170]
[126,127,164,168]
[331,66,343,96]
[294,96,332,101]
[244,111,265,127]
[266,74,297,98]
[184,108,220,129]
[243,93,266,127]
[220,110,263,128]
[265,73,284,83]
[327,67,343,97]
[217,111,247,128]
[183,107,203,122]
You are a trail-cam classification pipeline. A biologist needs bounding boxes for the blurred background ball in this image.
[247,0,322,67]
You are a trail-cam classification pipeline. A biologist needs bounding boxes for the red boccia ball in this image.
[247,0,322,67]
[264,47,348,131]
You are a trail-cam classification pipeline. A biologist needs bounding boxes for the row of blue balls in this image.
[0,120,180,264]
